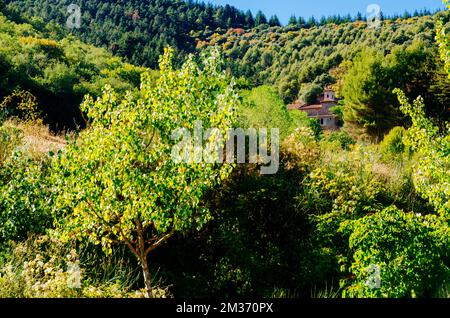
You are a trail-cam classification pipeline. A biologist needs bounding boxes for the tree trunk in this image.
[141,256,152,298]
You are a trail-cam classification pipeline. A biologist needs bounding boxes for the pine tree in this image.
[245,10,255,27]
[269,15,281,27]
[297,16,306,26]
[255,10,268,26]
[306,16,317,27]
[356,11,363,21]
[288,15,298,26]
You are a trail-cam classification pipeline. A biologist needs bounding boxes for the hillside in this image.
[0,12,147,130]
[2,0,260,67]
[201,11,449,103]
[2,1,447,95]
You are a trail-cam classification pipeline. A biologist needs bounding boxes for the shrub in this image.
[322,130,356,150]
[0,152,54,244]
[379,126,407,156]
[301,142,432,296]
[0,125,22,165]
[281,126,320,174]
[341,206,449,298]
[395,89,450,218]
[0,90,40,122]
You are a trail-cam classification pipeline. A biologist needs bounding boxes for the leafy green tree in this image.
[342,44,446,140]
[341,49,400,140]
[299,83,323,105]
[395,89,450,218]
[436,0,450,77]
[54,48,238,297]
[240,85,305,140]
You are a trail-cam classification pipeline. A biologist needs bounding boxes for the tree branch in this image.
[144,228,175,256]
[118,227,139,259]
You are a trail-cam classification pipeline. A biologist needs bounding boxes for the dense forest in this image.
[0,0,449,299]
[2,0,261,67]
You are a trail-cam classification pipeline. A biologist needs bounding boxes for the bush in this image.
[341,206,449,298]
[0,90,40,122]
[322,131,356,150]
[379,126,407,156]
[0,125,22,165]
[0,152,54,244]
[281,126,320,174]
[300,142,433,296]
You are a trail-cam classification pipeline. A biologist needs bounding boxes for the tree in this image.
[341,50,402,140]
[306,16,317,27]
[269,15,281,27]
[255,10,267,26]
[402,11,411,19]
[54,48,238,297]
[288,15,297,26]
[245,10,255,27]
[297,16,306,26]
[355,12,363,21]
[341,44,447,140]
[240,85,299,139]
[436,0,450,78]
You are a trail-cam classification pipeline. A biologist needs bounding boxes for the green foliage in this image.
[0,1,448,300]
[342,206,449,298]
[0,89,40,121]
[3,0,258,68]
[307,118,323,141]
[0,124,22,165]
[201,11,449,104]
[300,141,434,293]
[152,127,321,298]
[0,152,54,244]
[342,43,448,140]
[395,89,450,218]
[299,83,323,105]
[322,130,356,150]
[436,1,450,77]
[379,126,407,156]
[53,47,238,296]
[239,85,307,140]
[0,13,146,130]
